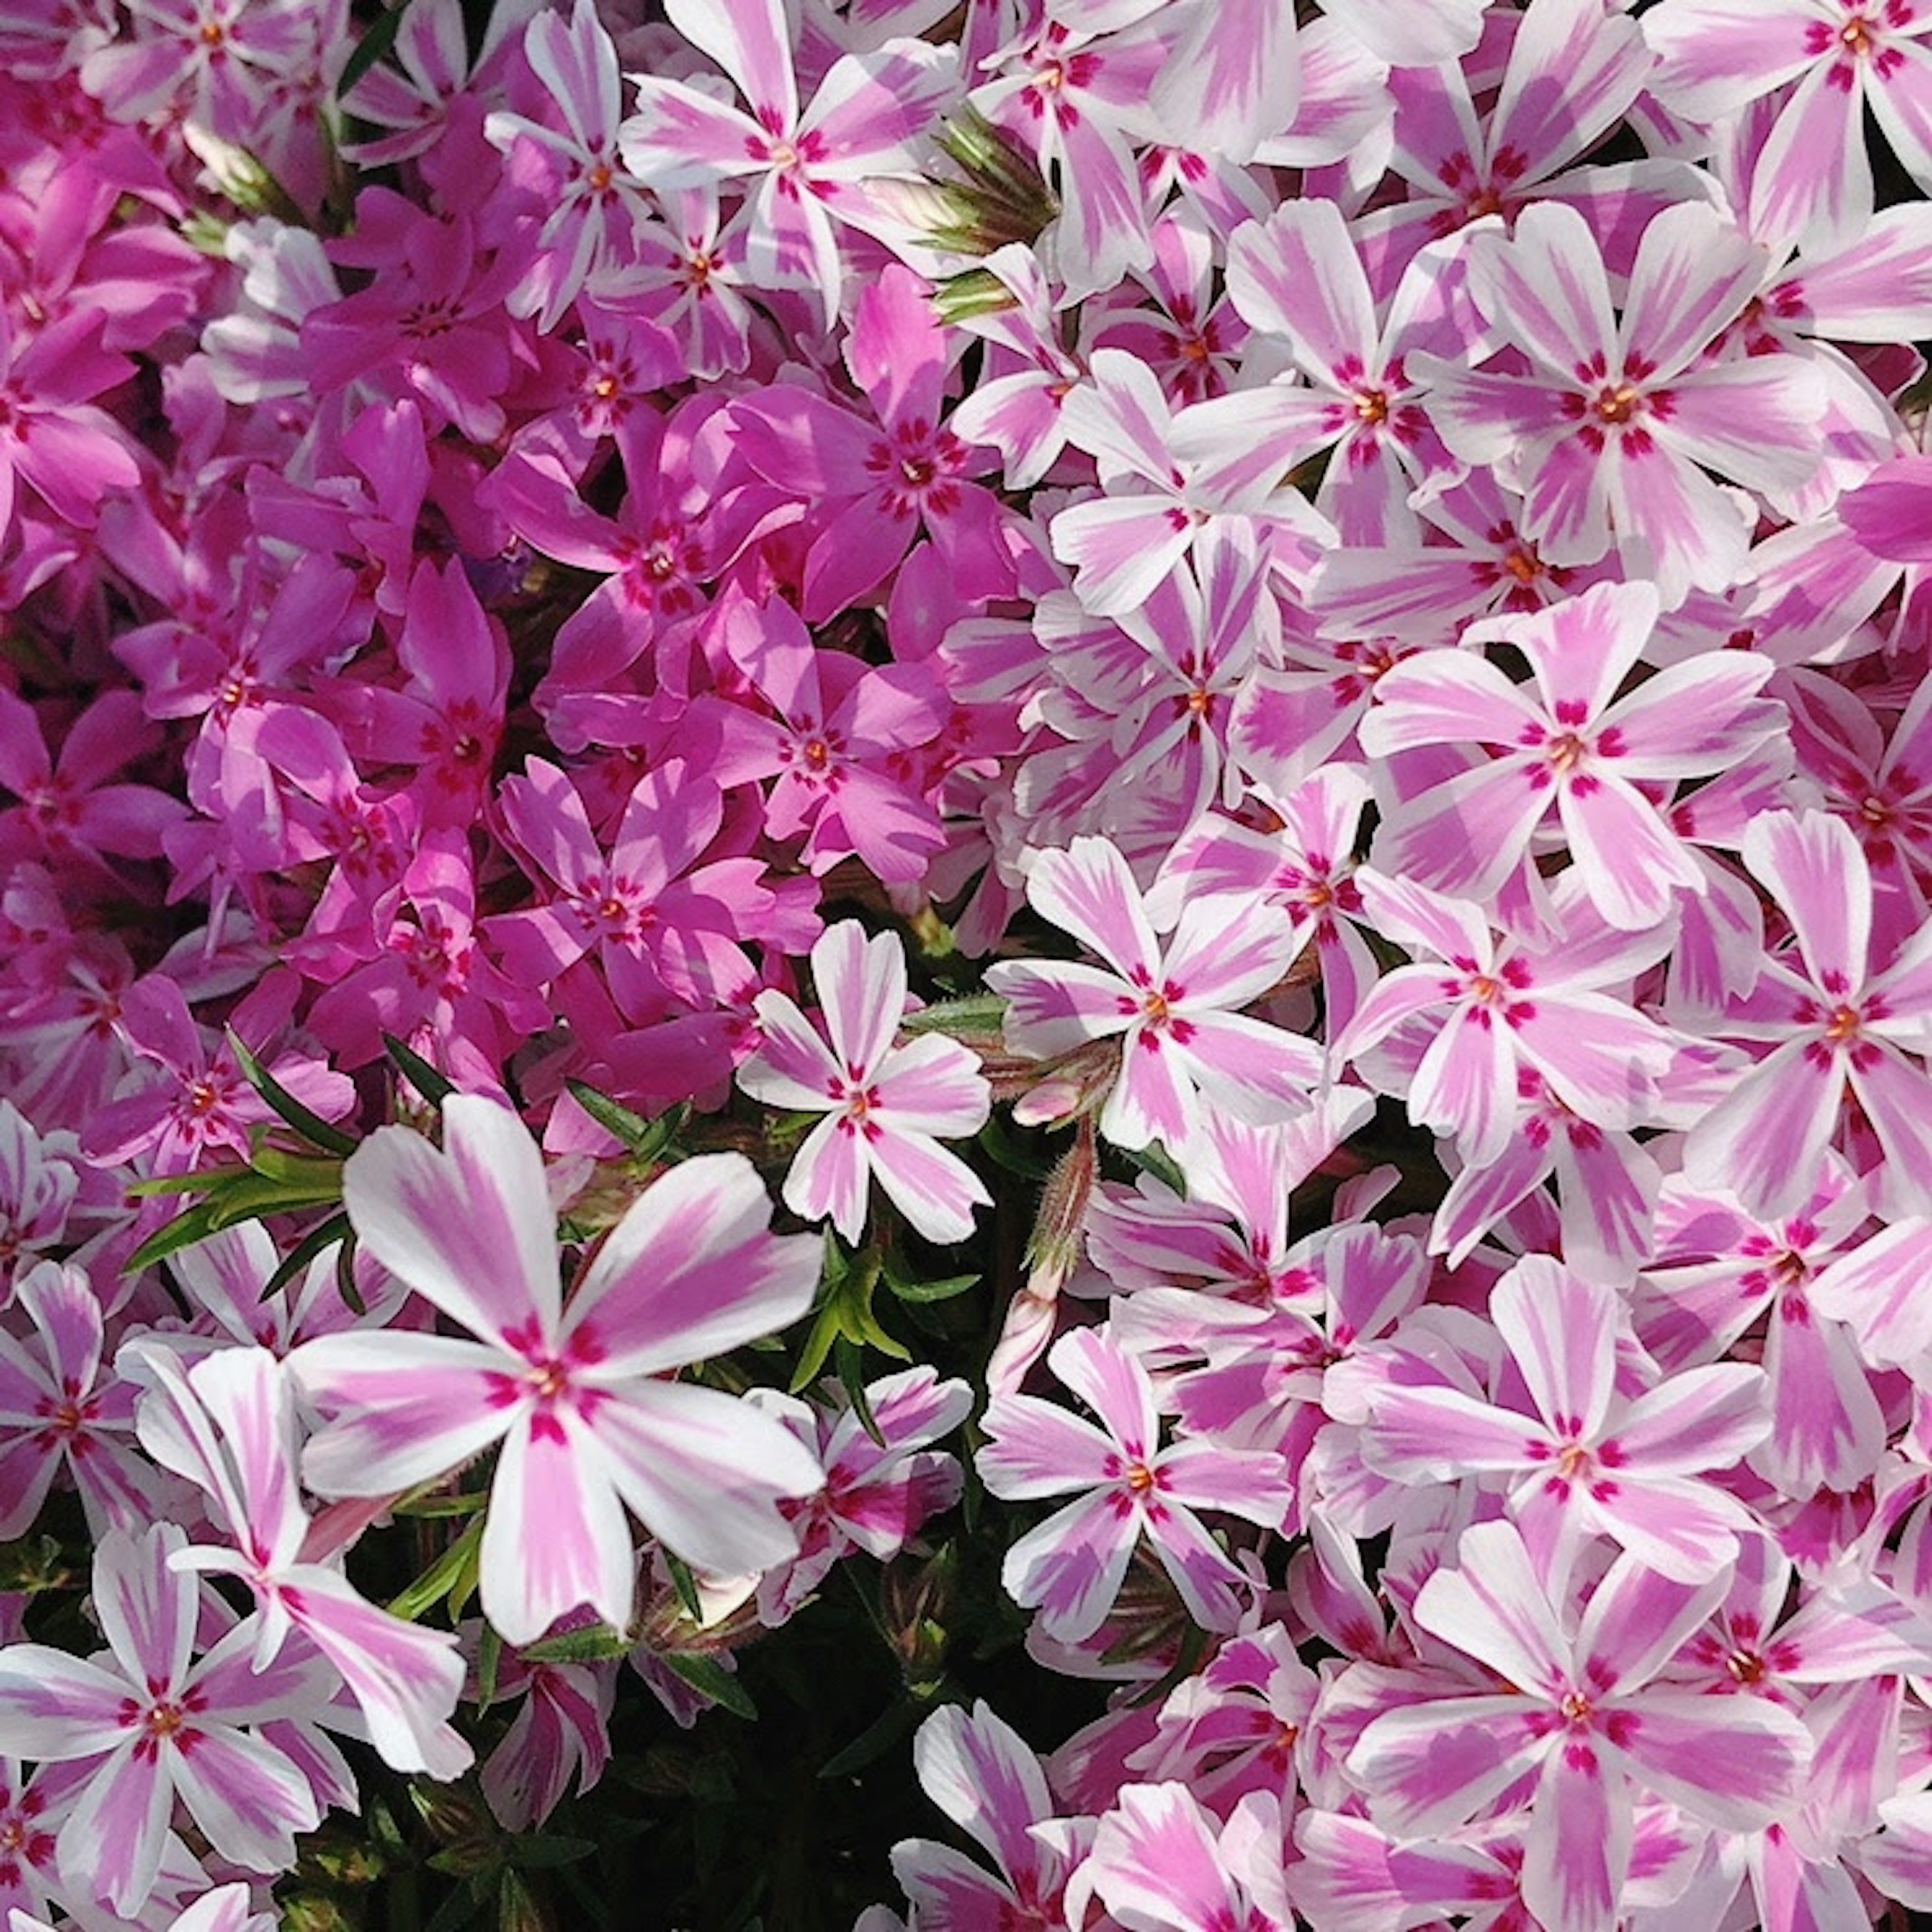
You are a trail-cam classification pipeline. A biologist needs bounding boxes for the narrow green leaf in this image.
[383,1032,457,1105]
[1127,1139,1187,1198]
[337,0,411,98]
[787,1301,842,1394]
[387,1517,484,1622]
[127,1200,224,1273]
[565,1082,686,1161]
[126,1166,248,1199]
[657,1651,757,1720]
[335,1225,365,1316]
[817,1689,949,1780]
[882,1267,981,1304]
[662,1549,703,1623]
[390,1490,491,1519]
[833,1334,886,1448]
[228,1029,360,1155]
[519,1624,634,1665]
[475,1624,503,1713]
[259,1212,350,1303]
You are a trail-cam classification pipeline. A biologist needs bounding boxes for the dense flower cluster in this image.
[7,0,1932,1926]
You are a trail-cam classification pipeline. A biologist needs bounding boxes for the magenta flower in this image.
[0,1523,326,1914]
[1349,1521,1812,1932]
[1362,1255,1770,1583]
[730,266,1013,622]
[1361,580,1787,928]
[978,1324,1287,1642]
[987,835,1322,1152]
[478,1641,615,1831]
[1682,809,1932,1217]
[1415,201,1826,603]
[493,755,788,1016]
[737,921,990,1244]
[290,1097,824,1644]
[0,308,139,542]
[704,590,950,884]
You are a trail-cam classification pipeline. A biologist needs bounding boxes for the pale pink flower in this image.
[290,1097,823,1644]
[978,1324,1287,1642]
[617,0,958,325]
[1336,871,1677,1168]
[0,1525,326,1914]
[1682,809,1932,1217]
[1349,1521,1812,1932]
[0,1260,158,1540]
[1361,580,1786,929]
[1362,1255,1770,1583]
[987,835,1322,1152]
[121,1341,473,1780]
[751,1365,973,1623]
[738,922,991,1244]
[1646,0,1932,245]
[1415,201,1826,604]
[889,1701,1079,1932]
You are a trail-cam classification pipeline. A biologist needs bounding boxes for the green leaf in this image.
[475,1624,504,1713]
[127,1200,225,1273]
[203,1170,347,1232]
[390,1489,491,1519]
[898,992,1007,1038]
[657,1651,757,1720]
[335,1226,365,1316]
[1126,1139,1187,1198]
[228,1029,360,1155]
[833,1334,886,1449]
[518,1623,633,1665]
[126,1166,250,1198]
[662,1549,703,1623]
[881,1264,980,1304]
[511,1836,597,1870]
[337,0,411,98]
[387,1517,484,1622]
[260,1212,351,1303]
[383,1032,457,1105]
[565,1082,686,1161]
[817,1685,954,1780]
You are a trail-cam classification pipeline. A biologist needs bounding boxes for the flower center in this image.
[1726,1648,1767,1685]
[1592,383,1641,425]
[1124,1462,1156,1495]
[1823,1003,1863,1043]
[1559,1690,1592,1726]
[1354,387,1389,425]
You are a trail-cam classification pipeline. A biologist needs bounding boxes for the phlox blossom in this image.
[738,921,991,1244]
[291,1096,824,1645]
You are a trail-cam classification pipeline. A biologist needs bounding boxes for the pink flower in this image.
[0,1524,326,1914]
[121,1341,472,1780]
[1362,1255,1770,1583]
[1348,1520,1812,1932]
[738,921,990,1244]
[0,309,139,542]
[617,0,958,326]
[987,835,1322,1152]
[1682,809,1932,1217]
[1415,201,1826,604]
[978,1324,1287,1642]
[290,1096,823,1644]
[1361,580,1786,928]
